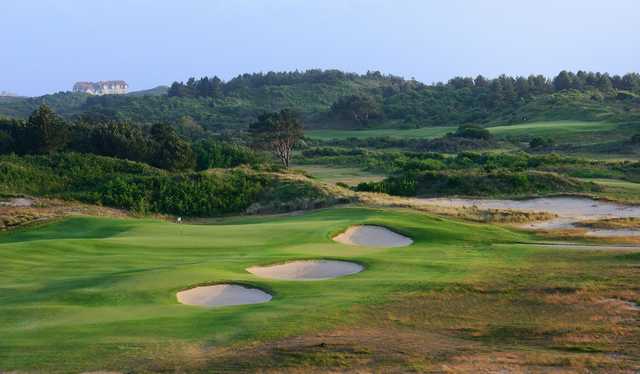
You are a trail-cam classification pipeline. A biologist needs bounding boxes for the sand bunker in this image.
[0,197,34,207]
[176,284,271,308]
[418,197,640,237]
[247,260,363,280]
[333,225,413,248]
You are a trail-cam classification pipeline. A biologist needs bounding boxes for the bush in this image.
[452,125,493,140]
[193,138,262,170]
[356,170,600,197]
[0,153,342,217]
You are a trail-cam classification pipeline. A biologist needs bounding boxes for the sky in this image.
[2,0,639,96]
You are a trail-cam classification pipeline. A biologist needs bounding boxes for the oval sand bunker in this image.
[177,284,271,308]
[333,225,413,248]
[247,260,363,280]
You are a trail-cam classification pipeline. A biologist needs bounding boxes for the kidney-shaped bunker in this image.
[177,284,272,308]
[247,260,363,280]
[333,225,413,248]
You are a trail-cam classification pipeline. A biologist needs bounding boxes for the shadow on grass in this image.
[0,217,136,244]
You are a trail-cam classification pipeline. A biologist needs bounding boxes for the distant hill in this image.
[0,91,19,97]
[127,85,169,97]
[0,70,638,130]
[0,92,88,118]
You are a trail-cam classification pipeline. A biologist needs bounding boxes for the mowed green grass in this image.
[0,207,637,372]
[305,126,456,140]
[305,121,621,143]
[0,208,525,372]
[488,120,622,142]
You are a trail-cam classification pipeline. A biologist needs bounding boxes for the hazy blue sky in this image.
[2,0,639,96]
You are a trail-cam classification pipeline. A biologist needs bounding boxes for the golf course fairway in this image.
[1,207,639,372]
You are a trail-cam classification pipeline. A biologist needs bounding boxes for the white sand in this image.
[417,197,640,237]
[600,298,640,311]
[247,260,363,280]
[176,284,271,308]
[333,225,413,248]
[0,197,34,207]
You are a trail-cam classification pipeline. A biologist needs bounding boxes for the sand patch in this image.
[600,298,640,312]
[177,284,271,308]
[418,197,640,237]
[333,225,413,248]
[247,260,363,280]
[0,197,34,207]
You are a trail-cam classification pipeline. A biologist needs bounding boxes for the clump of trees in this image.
[14,105,70,154]
[355,170,600,197]
[0,105,245,172]
[552,71,640,92]
[451,125,493,140]
[168,76,224,98]
[167,69,390,98]
[0,105,307,171]
[249,109,304,168]
[148,123,195,170]
[329,95,383,127]
[529,137,555,149]
[192,138,262,170]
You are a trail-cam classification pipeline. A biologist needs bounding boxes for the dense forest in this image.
[1,70,638,130]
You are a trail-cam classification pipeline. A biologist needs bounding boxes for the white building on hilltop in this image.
[73,80,128,95]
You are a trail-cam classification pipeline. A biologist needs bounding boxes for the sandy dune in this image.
[177,284,271,308]
[333,225,413,248]
[418,197,640,237]
[247,260,363,280]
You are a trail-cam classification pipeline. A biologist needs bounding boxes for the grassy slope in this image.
[1,207,638,372]
[488,120,623,142]
[306,121,625,143]
[291,164,385,186]
[579,178,640,203]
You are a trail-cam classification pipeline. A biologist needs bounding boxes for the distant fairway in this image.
[487,120,621,141]
[579,178,640,203]
[305,126,456,140]
[306,121,622,142]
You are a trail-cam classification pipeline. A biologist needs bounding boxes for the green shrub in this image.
[356,170,600,197]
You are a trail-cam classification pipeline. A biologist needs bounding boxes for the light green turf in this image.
[305,121,622,142]
[579,178,640,203]
[0,207,634,372]
[291,164,385,185]
[0,208,528,372]
[487,120,621,141]
[305,126,456,140]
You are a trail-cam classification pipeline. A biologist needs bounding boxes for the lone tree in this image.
[249,109,303,168]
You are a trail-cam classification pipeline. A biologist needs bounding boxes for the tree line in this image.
[0,105,304,170]
[167,69,399,98]
[3,69,636,130]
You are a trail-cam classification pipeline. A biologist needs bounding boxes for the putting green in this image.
[0,206,607,372]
